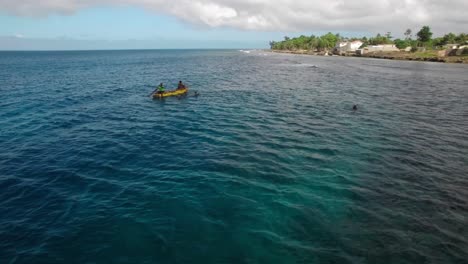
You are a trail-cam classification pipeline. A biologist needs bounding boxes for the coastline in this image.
[269,49,468,64]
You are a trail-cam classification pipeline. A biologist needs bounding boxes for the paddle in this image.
[148,88,158,97]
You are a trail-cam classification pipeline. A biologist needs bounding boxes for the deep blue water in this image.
[1,50,468,264]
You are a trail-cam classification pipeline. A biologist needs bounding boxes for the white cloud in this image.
[1,0,467,35]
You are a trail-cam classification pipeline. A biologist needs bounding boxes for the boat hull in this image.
[153,88,188,98]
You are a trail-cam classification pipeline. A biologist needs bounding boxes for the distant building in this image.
[444,44,459,49]
[336,42,348,49]
[357,44,399,54]
[334,40,364,54]
[446,45,468,56]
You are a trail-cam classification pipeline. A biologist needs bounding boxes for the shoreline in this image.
[269,49,468,64]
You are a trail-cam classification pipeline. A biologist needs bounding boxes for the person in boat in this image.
[177,81,186,90]
[156,83,165,95]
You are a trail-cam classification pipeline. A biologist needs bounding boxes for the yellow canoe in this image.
[153,88,188,99]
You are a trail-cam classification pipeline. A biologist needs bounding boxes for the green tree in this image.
[417,26,433,43]
[316,38,326,51]
[335,33,343,42]
[443,33,456,44]
[269,41,276,49]
[321,32,339,49]
[455,33,468,44]
[432,37,445,48]
[368,33,392,45]
[394,39,410,49]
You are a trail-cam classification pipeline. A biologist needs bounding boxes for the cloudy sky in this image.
[1,0,467,50]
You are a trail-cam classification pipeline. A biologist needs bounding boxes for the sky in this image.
[0,0,467,50]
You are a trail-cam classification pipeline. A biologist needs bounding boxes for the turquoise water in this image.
[1,50,467,263]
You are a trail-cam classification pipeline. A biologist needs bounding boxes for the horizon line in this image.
[0,48,268,52]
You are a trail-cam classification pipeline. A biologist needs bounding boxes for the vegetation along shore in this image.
[269,26,468,63]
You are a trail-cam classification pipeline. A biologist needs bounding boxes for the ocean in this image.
[1,49,467,263]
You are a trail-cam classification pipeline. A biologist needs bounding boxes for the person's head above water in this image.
[179,81,182,83]
[353,105,358,110]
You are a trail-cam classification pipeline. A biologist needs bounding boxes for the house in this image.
[334,40,364,54]
[446,45,468,56]
[336,42,348,48]
[444,44,459,49]
[358,44,399,54]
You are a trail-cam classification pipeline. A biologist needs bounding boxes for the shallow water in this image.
[1,50,467,263]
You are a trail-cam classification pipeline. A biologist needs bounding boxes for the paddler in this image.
[156,83,165,95]
[177,80,186,90]
[149,83,165,97]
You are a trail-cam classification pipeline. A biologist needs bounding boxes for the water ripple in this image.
[1,50,467,263]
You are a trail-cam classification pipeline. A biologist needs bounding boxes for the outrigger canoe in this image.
[153,88,188,99]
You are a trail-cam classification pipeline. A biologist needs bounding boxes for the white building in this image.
[444,44,459,49]
[336,42,348,48]
[358,44,400,54]
[335,40,364,54]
